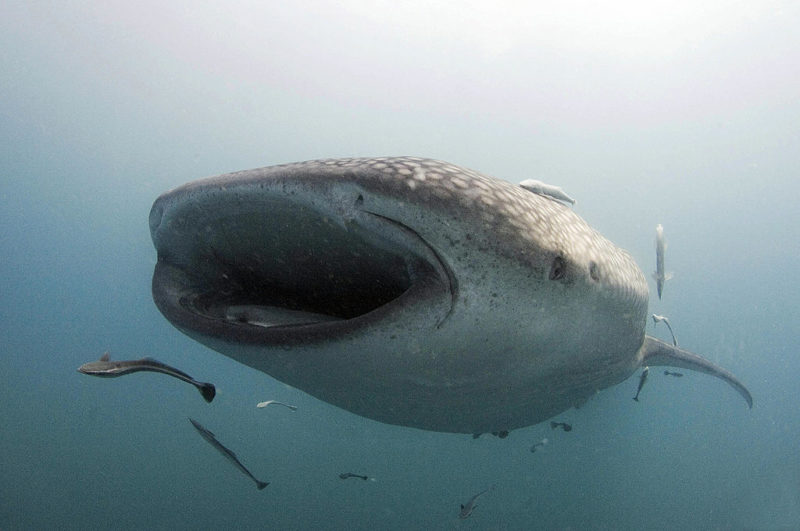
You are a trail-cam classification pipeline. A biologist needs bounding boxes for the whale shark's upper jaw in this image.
[149,176,453,346]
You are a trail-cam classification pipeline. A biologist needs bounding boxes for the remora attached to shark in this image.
[149,157,752,434]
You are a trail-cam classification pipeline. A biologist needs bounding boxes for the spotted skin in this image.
[150,157,751,433]
[187,157,647,302]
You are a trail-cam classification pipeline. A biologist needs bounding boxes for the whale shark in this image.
[149,157,751,434]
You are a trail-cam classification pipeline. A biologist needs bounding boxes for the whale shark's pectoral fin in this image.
[641,335,752,409]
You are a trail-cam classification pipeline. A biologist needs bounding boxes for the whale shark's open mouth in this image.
[150,190,453,345]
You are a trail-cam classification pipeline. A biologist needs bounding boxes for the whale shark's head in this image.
[150,157,650,433]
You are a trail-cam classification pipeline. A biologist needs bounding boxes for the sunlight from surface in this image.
[340,0,784,60]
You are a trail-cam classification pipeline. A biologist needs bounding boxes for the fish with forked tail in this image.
[188,418,268,490]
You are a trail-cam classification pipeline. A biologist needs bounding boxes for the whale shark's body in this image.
[149,157,751,434]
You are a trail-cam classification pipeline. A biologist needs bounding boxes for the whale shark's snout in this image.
[150,169,453,347]
[150,157,751,433]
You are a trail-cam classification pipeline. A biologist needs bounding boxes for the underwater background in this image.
[1,2,798,529]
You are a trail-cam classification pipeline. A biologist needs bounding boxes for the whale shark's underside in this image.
[149,157,751,434]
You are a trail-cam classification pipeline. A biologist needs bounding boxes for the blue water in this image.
[2,3,798,529]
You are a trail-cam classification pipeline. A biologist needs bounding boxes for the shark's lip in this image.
[150,190,454,346]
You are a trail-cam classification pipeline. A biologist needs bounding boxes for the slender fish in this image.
[256,400,298,411]
[530,438,548,453]
[633,367,649,401]
[459,485,495,519]
[188,418,269,490]
[519,179,576,205]
[78,352,215,402]
[651,314,678,346]
[653,224,672,299]
[339,472,369,480]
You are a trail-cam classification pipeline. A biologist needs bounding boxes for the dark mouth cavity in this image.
[161,199,437,329]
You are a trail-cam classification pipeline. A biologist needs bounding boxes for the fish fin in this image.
[460,504,465,510]
[100,351,110,361]
[256,481,269,490]
[200,383,216,403]
[665,272,673,280]
[641,335,752,408]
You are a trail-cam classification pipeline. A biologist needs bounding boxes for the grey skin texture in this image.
[150,157,752,434]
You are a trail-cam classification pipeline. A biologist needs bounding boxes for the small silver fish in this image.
[653,224,672,299]
[530,438,548,453]
[256,400,298,411]
[519,179,576,205]
[78,352,215,402]
[459,485,495,519]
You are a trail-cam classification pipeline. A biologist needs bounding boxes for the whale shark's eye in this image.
[549,256,566,281]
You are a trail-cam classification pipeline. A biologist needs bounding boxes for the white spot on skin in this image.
[451,177,469,189]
